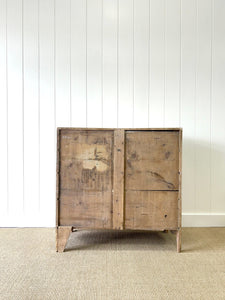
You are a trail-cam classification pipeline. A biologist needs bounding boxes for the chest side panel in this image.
[58,129,113,228]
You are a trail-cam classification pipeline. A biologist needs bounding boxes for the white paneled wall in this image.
[0,0,225,227]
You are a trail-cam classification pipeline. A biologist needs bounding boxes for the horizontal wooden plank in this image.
[125,191,178,230]
[59,190,112,228]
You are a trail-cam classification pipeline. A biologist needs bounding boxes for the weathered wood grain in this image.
[56,128,60,227]
[60,190,112,228]
[113,129,125,229]
[125,191,178,230]
[178,129,182,228]
[59,129,113,229]
[177,129,183,252]
[56,226,72,252]
[125,131,179,190]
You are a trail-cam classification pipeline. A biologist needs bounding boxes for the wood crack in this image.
[146,171,175,189]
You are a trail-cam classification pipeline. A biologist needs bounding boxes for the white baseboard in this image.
[182,213,225,227]
[0,213,225,228]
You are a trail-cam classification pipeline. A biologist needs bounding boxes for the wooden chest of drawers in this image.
[56,128,182,252]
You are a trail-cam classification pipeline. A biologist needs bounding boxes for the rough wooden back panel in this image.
[57,128,182,231]
[59,129,113,228]
[125,131,179,190]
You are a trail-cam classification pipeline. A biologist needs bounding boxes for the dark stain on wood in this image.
[130,151,138,159]
[93,137,108,144]
[165,151,170,159]
[68,162,73,168]
[126,160,132,169]
[147,171,175,189]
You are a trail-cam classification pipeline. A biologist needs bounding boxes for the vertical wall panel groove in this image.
[209,0,214,213]
[164,0,180,127]
[71,0,87,127]
[194,0,198,212]
[69,0,71,126]
[85,0,87,127]
[211,0,225,212]
[7,0,24,216]
[163,0,166,127]
[133,0,149,128]
[132,0,134,127]
[86,0,102,127]
[101,0,103,127]
[6,0,9,215]
[147,0,150,127]
[180,0,197,213]
[179,0,182,127]
[53,0,56,151]
[195,0,211,212]
[149,0,165,127]
[0,0,8,215]
[102,0,117,128]
[23,0,39,214]
[39,0,55,224]
[55,0,70,127]
[22,0,24,213]
[116,0,119,128]
[38,0,41,212]
[118,0,133,127]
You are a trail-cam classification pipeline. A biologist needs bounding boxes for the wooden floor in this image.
[0,228,225,299]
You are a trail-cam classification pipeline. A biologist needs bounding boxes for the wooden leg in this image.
[56,226,72,253]
[176,229,181,253]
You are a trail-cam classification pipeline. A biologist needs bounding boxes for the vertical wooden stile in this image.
[178,129,182,229]
[113,129,125,229]
[177,128,183,252]
[56,128,60,228]
[56,128,60,251]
